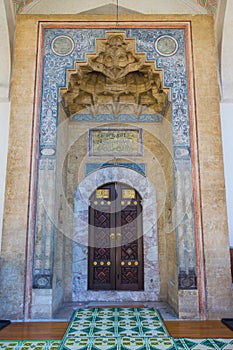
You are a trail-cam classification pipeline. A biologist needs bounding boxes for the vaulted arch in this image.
[18,0,209,14]
[219,0,233,101]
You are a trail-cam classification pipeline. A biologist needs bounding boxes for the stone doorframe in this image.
[73,166,159,302]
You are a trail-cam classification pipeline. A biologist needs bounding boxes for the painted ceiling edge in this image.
[14,0,218,15]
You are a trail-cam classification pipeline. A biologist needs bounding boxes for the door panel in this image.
[88,183,116,290]
[88,183,144,290]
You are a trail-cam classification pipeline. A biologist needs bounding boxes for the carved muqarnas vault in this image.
[61,32,169,121]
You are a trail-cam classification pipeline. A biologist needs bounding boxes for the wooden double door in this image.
[88,182,144,291]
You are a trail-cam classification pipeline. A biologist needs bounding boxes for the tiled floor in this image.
[58,307,177,349]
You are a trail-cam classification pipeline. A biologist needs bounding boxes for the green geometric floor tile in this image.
[91,337,118,350]
[94,309,115,320]
[141,325,168,337]
[59,337,119,350]
[148,337,177,350]
[118,325,141,337]
[92,326,115,337]
[46,341,61,350]
[67,327,92,337]
[174,338,233,350]
[173,339,184,349]
[211,338,233,349]
[18,340,48,349]
[60,337,90,350]
[120,336,146,350]
[0,341,19,349]
[201,339,221,349]
[71,321,92,328]
[95,321,115,327]
[0,340,61,350]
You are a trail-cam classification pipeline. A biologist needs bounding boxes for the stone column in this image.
[174,149,197,290]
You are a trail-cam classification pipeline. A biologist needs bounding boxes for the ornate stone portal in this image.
[32,26,197,318]
[3,17,232,321]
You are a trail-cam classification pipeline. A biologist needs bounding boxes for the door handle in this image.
[116,233,121,239]
[110,233,115,239]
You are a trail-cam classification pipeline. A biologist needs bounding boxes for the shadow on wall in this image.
[230,248,233,282]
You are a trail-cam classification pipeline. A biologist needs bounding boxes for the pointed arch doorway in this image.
[88,182,144,291]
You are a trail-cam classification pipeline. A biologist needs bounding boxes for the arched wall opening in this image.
[72,167,160,302]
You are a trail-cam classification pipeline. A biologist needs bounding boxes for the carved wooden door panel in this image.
[88,183,144,291]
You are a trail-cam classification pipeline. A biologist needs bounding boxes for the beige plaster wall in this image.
[0,15,39,319]
[0,14,232,320]
[191,15,233,318]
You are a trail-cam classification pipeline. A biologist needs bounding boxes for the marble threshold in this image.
[52,301,178,321]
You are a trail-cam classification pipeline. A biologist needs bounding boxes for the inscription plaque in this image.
[89,128,143,156]
[96,189,110,199]
[122,189,136,199]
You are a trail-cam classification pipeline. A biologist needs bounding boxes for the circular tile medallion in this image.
[52,35,74,56]
[155,35,178,56]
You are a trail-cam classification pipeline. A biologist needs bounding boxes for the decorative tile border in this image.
[1,338,232,350]
[33,24,197,296]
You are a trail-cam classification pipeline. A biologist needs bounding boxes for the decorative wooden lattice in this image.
[88,182,144,290]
